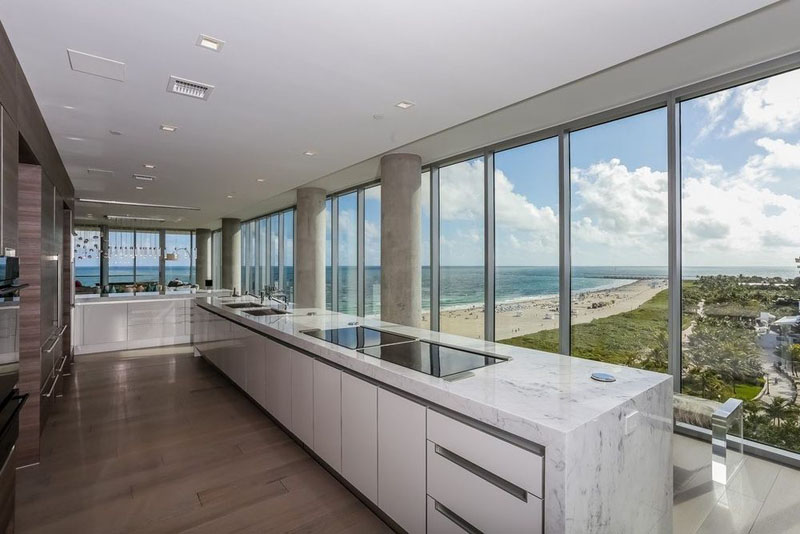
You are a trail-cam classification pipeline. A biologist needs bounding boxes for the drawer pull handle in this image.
[434,444,528,503]
[434,500,483,534]
[42,374,58,398]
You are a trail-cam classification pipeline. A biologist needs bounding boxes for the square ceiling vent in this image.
[167,76,215,100]
[67,49,125,81]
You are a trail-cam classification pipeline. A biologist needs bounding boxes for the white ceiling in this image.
[0,0,780,228]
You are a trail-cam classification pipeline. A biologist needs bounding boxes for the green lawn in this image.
[500,289,670,369]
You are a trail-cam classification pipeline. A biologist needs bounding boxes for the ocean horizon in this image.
[76,264,798,316]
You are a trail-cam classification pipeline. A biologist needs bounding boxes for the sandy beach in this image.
[420,279,668,340]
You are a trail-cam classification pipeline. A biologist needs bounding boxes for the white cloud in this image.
[695,90,731,139]
[729,69,800,136]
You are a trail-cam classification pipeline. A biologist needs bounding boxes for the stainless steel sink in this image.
[225,303,265,309]
[243,308,290,316]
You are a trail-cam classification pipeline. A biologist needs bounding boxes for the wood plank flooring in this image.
[15,345,391,533]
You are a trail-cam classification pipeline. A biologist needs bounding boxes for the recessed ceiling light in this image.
[395,100,415,109]
[133,174,156,182]
[160,124,177,132]
[135,186,144,190]
[62,105,75,110]
[143,164,155,169]
[196,34,225,52]
[303,151,316,157]
[226,194,234,199]
[109,130,123,136]
[257,178,265,183]
[373,113,384,120]
[65,136,84,141]
[86,213,93,217]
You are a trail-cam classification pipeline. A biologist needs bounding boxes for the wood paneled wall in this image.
[17,163,42,467]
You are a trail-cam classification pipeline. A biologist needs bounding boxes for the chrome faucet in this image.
[264,285,289,310]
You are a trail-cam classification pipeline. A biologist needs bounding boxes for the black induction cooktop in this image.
[361,340,505,379]
[302,326,415,350]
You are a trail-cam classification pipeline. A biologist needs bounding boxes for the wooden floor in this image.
[15,345,391,533]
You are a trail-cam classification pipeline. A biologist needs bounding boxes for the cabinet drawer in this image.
[427,409,543,498]
[427,496,470,534]
[427,441,542,534]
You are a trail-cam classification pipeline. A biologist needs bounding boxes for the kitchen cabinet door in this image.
[291,351,314,446]
[341,372,378,503]
[245,333,267,408]
[378,388,426,534]
[265,338,292,427]
[82,302,127,345]
[313,360,341,472]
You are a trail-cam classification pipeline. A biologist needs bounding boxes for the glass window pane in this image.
[165,231,192,284]
[421,171,431,318]
[365,185,381,318]
[74,227,101,291]
[108,229,134,286]
[569,108,668,368]
[283,210,294,303]
[258,218,267,291]
[326,198,332,310]
[439,157,485,339]
[269,214,280,288]
[135,230,160,286]
[681,68,800,453]
[337,192,358,314]
[212,230,222,289]
[493,137,560,351]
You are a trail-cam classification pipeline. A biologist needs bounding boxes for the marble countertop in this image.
[196,296,671,447]
[76,289,230,304]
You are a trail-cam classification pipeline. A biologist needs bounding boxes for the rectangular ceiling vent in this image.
[167,76,215,100]
[133,174,156,182]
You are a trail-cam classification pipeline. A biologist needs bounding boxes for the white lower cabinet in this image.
[291,351,314,446]
[313,360,341,472]
[341,372,378,503]
[245,333,267,408]
[426,409,543,534]
[426,496,468,534]
[265,339,292,428]
[378,389,426,534]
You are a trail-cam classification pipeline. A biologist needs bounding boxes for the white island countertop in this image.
[196,295,673,533]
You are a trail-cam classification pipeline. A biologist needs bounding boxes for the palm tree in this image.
[763,396,800,427]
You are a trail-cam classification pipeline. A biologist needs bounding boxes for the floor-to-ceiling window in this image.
[74,227,102,289]
[325,198,332,310]
[680,68,800,453]
[269,214,280,289]
[439,157,485,339]
[165,231,194,284]
[364,185,381,317]
[134,230,160,285]
[283,210,294,302]
[569,108,668,368]
[212,230,222,289]
[257,217,267,291]
[337,192,358,314]
[108,229,135,284]
[493,137,560,351]
[421,171,431,318]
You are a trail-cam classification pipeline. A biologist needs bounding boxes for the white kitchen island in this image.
[192,296,673,534]
[73,289,231,354]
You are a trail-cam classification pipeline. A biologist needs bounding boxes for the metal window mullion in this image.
[331,196,339,312]
[357,188,365,317]
[484,152,495,342]
[668,95,682,393]
[558,131,571,355]
[132,230,137,284]
[431,166,441,332]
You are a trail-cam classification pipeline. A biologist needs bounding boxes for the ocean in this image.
[77,265,798,316]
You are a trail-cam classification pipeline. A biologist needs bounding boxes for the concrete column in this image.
[295,187,326,309]
[380,153,422,327]
[221,218,241,293]
[195,228,211,287]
